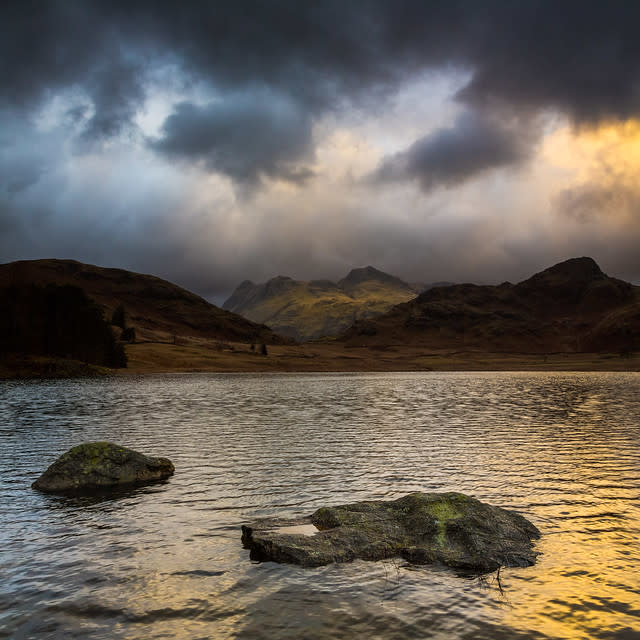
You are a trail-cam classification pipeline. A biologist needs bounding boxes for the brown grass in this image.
[121,339,640,374]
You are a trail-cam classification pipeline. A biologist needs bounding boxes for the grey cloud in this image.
[556,182,640,224]
[0,114,59,195]
[2,145,640,299]
[3,163,44,194]
[3,2,640,145]
[150,92,313,183]
[456,2,640,124]
[372,112,531,190]
[79,60,146,142]
[1,2,148,138]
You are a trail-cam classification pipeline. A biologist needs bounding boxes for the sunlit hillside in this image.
[223,266,436,341]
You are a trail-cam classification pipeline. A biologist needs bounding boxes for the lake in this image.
[1,372,639,639]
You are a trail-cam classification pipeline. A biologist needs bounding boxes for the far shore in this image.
[3,341,639,379]
[119,340,640,374]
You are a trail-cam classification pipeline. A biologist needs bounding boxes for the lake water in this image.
[1,372,639,639]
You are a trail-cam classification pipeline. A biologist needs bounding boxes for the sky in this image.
[1,1,640,303]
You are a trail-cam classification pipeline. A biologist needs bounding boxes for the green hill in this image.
[223,266,435,341]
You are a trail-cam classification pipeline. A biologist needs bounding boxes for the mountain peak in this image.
[342,266,384,282]
[222,266,419,340]
[339,266,411,290]
[340,256,637,354]
[542,256,603,278]
[264,275,297,295]
[520,257,605,290]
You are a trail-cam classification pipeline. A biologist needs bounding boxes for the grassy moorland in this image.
[0,355,113,379]
[122,338,640,374]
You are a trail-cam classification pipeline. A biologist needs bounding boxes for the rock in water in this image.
[31,442,175,494]
[242,492,540,572]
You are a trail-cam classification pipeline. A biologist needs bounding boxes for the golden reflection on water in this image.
[500,504,640,639]
[495,386,640,639]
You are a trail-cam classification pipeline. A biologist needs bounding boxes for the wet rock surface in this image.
[32,442,174,494]
[242,492,540,572]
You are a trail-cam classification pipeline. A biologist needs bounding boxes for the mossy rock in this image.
[242,492,540,572]
[32,442,174,494]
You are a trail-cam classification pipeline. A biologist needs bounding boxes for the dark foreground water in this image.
[1,372,639,639]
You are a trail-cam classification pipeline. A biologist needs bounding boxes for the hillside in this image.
[0,259,283,346]
[223,266,432,341]
[0,283,126,370]
[341,257,640,354]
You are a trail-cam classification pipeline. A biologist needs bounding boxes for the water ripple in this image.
[1,371,639,639]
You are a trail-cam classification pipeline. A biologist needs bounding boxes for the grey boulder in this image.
[242,492,540,572]
[32,441,174,494]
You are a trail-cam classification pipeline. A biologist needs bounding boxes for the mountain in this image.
[342,257,640,354]
[0,259,283,345]
[223,266,437,341]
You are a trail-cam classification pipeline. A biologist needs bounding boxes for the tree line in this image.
[0,284,126,368]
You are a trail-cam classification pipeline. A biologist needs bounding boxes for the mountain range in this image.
[1,256,638,377]
[342,257,639,354]
[223,266,449,341]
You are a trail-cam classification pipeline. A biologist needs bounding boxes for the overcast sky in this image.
[2,1,640,302]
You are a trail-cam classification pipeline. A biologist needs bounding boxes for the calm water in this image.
[1,372,639,639]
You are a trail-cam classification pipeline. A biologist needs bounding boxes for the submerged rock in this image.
[242,492,540,572]
[32,442,174,494]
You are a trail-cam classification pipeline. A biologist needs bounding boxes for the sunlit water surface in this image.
[1,372,639,639]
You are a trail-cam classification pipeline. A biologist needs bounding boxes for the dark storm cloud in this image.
[3,1,640,140]
[372,112,531,190]
[150,92,313,183]
[80,60,146,142]
[456,2,640,123]
[1,2,148,139]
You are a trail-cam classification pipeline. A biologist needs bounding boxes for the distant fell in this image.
[0,259,283,345]
[223,266,443,341]
[342,257,640,354]
[338,266,409,291]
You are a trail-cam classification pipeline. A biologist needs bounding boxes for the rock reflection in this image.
[36,483,169,509]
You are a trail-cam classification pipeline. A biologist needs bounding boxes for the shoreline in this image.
[119,341,640,374]
[3,342,639,379]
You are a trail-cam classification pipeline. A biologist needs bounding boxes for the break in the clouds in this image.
[2,1,640,297]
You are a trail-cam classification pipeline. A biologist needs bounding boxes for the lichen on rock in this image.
[31,441,174,494]
[242,492,540,572]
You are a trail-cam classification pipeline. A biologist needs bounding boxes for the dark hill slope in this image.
[0,259,283,344]
[223,266,426,341]
[343,257,640,353]
[0,283,126,368]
